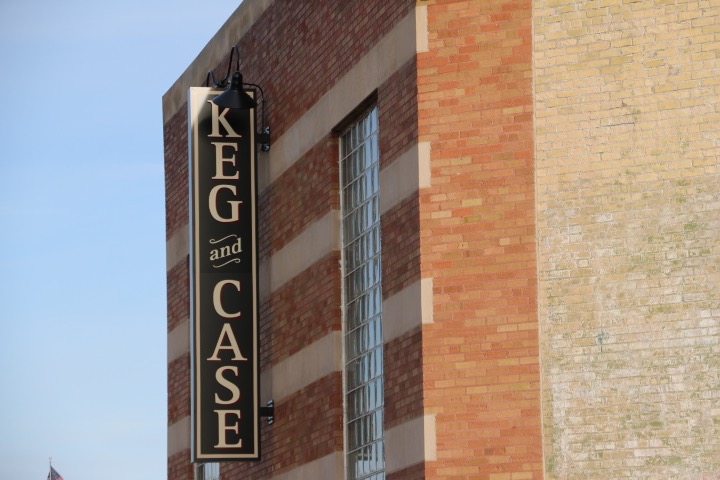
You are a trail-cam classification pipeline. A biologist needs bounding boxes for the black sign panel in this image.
[188,88,259,461]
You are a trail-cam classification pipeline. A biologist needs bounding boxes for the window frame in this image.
[339,105,386,480]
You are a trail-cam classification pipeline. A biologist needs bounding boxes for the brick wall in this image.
[165,100,192,480]
[222,374,344,478]
[167,355,190,426]
[166,260,188,333]
[379,60,420,171]
[534,0,720,476]
[418,0,543,478]
[259,252,341,368]
[227,0,415,143]
[164,113,188,241]
[385,328,425,430]
[257,137,339,259]
[382,191,425,439]
[168,452,194,480]
[164,0,420,478]
[382,190,423,301]
[164,0,720,477]
[389,462,427,480]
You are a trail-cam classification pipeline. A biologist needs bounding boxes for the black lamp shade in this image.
[213,72,257,110]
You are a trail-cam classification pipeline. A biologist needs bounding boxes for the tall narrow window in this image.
[198,463,219,480]
[340,107,385,480]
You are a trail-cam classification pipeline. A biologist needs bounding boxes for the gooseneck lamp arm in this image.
[205,46,270,151]
[205,45,240,89]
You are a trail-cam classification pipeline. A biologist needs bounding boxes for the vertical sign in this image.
[188,87,259,461]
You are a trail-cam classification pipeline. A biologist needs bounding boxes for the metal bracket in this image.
[256,126,271,152]
[259,399,274,425]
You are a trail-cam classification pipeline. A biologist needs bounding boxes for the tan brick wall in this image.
[534,0,720,477]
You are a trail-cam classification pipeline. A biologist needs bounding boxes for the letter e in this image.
[214,410,243,448]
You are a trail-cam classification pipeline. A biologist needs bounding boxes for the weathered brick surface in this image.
[388,462,427,480]
[221,373,344,479]
[379,59,420,170]
[164,110,188,242]
[534,0,720,477]
[168,353,190,426]
[220,0,416,143]
[259,252,341,369]
[382,192,422,299]
[164,100,192,478]
[385,326,425,429]
[166,259,188,333]
[257,136,339,259]
[168,451,194,480]
[418,0,543,478]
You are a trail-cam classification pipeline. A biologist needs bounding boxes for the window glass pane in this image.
[201,463,219,480]
[341,107,384,480]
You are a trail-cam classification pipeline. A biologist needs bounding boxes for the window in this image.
[340,107,385,480]
[198,463,219,480]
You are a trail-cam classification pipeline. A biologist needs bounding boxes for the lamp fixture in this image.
[205,46,270,150]
[213,72,257,110]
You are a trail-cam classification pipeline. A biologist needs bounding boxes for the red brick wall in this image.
[227,0,416,142]
[384,328,425,429]
[381,189,425,444]
[222,374,344,478]
[164,102,192,478]
[168,452,194,480]
[382,192,422,300]
[388,462,426,480]
[164,112,188,241]
[378,59,420,171]
[376,48,422,300]
[259,253,342,368]
[167,355,190,425]
[257,137,339,258]
[418,0,542,478]
[164,0,421,478]
[166,260,188,333]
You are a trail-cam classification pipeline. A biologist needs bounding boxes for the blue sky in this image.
[0,1,242,479]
